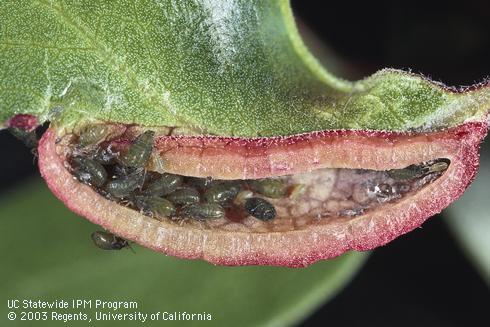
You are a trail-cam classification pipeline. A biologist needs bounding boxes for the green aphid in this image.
[105,169,145,198]
[249,178,288,198]
[119,130,155,168]
[91,231,130,251]
[78,124,112,146]
[71,156,108,187]
[180,203,225,220]
[8,127,38,148]
[144,173,183,196]
[203,182,241,204]
[244,197,276,221]
[166,187,200,205]
[387,160,449,181]
[386,164,424,180]
[134,196,176,218]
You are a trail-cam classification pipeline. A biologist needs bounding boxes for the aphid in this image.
[387,165,425,181]
[387,160,449,181]
[134,196,176,218]
[244,197,276,221]
[78,124,112,146]
[91,231,131,251]
[144,173,183,196]
[180,203,225,220]
[8,127,38,148]
[105,168,145,198]
[249,178,288,198]
[166,187,200,205]
[203,182,241,204]
[70,156,108,187]
[119,130,155,168]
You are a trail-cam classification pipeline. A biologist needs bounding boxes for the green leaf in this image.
[0,179,368,327]
[445,141,490,285]
[1,0,488,136]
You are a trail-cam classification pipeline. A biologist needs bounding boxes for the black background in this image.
[0,2,489,327]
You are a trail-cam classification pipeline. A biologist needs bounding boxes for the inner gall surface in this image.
[63,128,449,233]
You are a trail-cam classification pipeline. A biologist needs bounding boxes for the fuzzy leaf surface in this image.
[1,0,489,136]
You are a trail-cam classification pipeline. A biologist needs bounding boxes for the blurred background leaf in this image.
[446,140,490,285]
[0,178,368,327]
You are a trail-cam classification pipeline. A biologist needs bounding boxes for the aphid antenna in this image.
[122,201,133,208]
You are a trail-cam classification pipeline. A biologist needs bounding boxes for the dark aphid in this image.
[387,165,425,181]
[244,197,276,221]
[91,231,130,250]
[249,178,288,198]
[78,124,112,146]
[105,168,145,198]
[203,182,241,204]
[119,130,155,168]
[144,173,183,196]
[185,176,214,190]
[166,187,200,205]
[134,196,176,218]
[8,127,38,148]
[180,203,225,220]
[70,156,108,187]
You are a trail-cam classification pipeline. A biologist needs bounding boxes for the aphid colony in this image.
[68,127,289,225]
[66,125,450,251]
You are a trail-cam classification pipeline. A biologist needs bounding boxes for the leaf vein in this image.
[35,0,179,125]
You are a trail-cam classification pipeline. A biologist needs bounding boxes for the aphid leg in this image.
[126,242,136,254]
